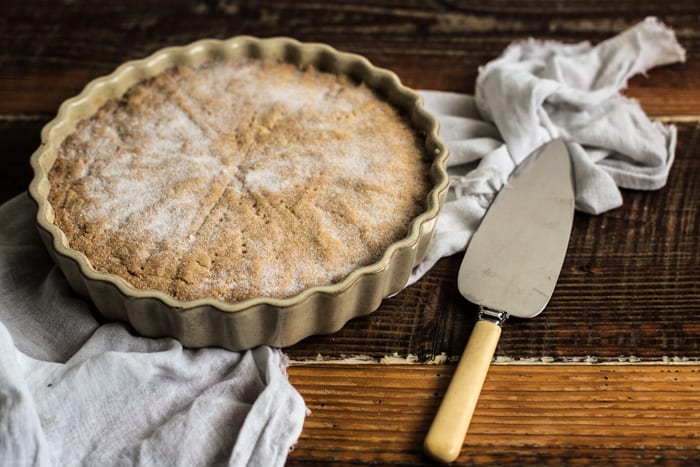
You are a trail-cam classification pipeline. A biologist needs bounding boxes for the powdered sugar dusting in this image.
[50,58,429,302]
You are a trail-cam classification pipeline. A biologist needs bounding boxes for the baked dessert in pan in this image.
[29,36,449,350]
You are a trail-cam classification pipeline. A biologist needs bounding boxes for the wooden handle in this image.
[423,320,502,463]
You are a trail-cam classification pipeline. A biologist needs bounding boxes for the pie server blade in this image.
[424,139,576,463]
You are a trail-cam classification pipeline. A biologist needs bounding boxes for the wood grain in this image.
[287,364,700,465]
[2,1,700,465]
[286,122,700,362]
[3,123,695,363]
[1,1,699,115]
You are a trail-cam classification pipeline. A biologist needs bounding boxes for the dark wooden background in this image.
[4,0,696,362]
[2,1,699,464]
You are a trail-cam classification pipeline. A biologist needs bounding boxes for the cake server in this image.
[424,138,575,463]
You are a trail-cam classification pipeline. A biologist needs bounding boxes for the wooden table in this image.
[2,1,698,464]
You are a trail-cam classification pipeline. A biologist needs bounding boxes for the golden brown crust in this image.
[48,59,429,303]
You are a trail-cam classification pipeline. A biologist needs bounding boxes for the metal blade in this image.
[458,139,575,319]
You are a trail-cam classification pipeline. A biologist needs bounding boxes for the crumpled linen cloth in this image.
[0,193,306,466]
[410,17,685,282]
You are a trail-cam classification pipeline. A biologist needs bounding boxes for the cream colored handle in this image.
[423,320,502,463]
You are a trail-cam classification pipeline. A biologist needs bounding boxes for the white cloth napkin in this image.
[410,17,685,283]
[0,193,306,466]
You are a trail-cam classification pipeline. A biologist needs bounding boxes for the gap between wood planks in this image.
[2,114,700,122]
[0,114,50,122]
[287,353,700,366]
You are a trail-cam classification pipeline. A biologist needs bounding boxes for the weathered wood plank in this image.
[0,116,45,202]
[1,1,699,113]
[1,104,697,364]
[287,123,700,362]
[287,364,700,465]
